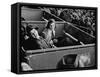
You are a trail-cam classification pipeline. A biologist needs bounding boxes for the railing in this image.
[26,43,94,54]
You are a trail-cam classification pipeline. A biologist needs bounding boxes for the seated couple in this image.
[23,19,57,50]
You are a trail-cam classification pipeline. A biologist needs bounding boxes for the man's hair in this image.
[26,25,33,35]
[35,27,39,30]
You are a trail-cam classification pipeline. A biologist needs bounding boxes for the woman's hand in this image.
[52,30,55,38]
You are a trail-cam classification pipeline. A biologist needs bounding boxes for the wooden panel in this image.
[28,44,95,70]
[21,7,43,21]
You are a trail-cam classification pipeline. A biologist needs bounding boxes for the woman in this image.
[42,19,56,48]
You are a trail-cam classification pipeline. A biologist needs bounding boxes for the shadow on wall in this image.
[56,53,95,69]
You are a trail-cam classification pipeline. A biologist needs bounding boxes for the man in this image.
[30,27,50,49]
[22,26,42,50]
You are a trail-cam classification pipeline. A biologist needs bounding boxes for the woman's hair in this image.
[46,19,55,29]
